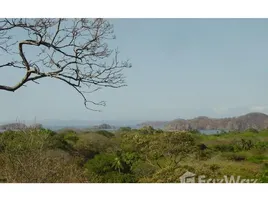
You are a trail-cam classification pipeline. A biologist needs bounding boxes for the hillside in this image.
[164,112,268,131]
[92,123,116,130]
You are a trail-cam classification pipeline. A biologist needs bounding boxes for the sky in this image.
[1,19,268,122]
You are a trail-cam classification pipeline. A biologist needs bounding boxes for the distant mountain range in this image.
[0,119,143,130]
[2,112,268,132]
[139,112,268,131]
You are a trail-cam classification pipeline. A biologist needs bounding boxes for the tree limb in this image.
[0,18,131,110]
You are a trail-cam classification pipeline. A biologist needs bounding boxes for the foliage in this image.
[254,141,268,151]
[189,129,201,134]
[118,127,132,132]
[258,164,268,183]
[222,152,247,162]
[0,127,267,183]
[95,130,115,138]
[247,155,268,164]
[84,152,137,183]
[213,144,235,152]
[139,126,155,134]
[0,129,86,182]
[246,128,259,133]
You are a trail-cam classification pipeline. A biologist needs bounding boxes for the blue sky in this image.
[1,19,268,122]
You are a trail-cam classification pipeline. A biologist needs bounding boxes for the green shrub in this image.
[209,164,221,172]
[101,172,136,183]
[118,127,132,132]
[189,129,200,134]
[246,128,259,133]
[233,139,254,151]
[85,154,117,175]
[247,155,268,164]
[254,142,268,151]
[63,132,79,143]
[0,130,86,183]
[195,149,213,160]
[84,153,136,183]
[214,144,235,152]
[131,160,157,179]
[258,163,268,183]
[74,133,116,158]
[49,133,75,152]
[0,129,56,152]
[154,129,164,134]
[95,130,115,138]
[222,152,247,161]
[139,126,155,134]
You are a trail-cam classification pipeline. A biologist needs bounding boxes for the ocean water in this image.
[199,129,229,134]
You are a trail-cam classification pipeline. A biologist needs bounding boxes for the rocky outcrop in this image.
[165,112,268,131]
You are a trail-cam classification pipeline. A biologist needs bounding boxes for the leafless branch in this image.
[0,18,131,110]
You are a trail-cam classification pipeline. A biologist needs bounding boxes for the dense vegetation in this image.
[0,126,267,183]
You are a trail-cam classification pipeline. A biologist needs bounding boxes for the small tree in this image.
[0,18,131,111]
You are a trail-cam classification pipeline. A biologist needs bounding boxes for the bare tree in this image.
[0,18,131,111]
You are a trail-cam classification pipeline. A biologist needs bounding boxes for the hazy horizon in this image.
[1,19,268,122]
[1,111,267,127]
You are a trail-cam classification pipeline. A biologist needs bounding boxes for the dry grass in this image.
[0,149,88,183]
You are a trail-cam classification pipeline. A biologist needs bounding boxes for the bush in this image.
[246,128,259,133]
[73,133,114,161]
[222,152,247,161]
[154,129,164,134]
[139,126,155,134]
[131,160,157,179]
[49,133,75,152]
[85,154,117,175]
[0,130,86,183]
[84,153,136,183]
[258,163,268,183]
[214,144,235,152]
[189,129,200,134]
[247,155,268,164]
[195,148,213,160]
[95,130,115,138]
[118,127,132,132]
[234,139,254,151]
[0,129,55,152]
[254,142,268,151]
